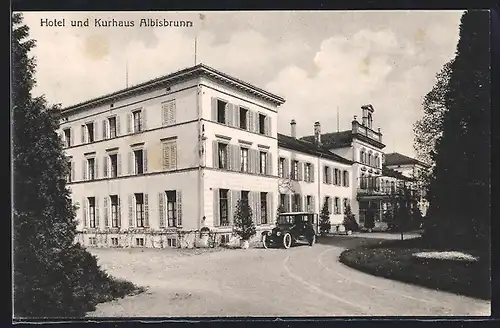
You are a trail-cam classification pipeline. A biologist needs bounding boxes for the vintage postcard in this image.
[12,10,491,319]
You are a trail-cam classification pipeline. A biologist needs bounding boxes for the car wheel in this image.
[309,234,316,246]
[283,233,292,249]
[262,234,270,249]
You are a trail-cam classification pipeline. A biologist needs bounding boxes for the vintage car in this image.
[262,212,319,249]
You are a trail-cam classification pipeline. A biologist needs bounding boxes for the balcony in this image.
[357,177,421,199]
[351,120,383,143]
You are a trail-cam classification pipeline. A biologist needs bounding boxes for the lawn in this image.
[339,237,491,300]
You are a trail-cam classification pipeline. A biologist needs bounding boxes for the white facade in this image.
[58,64,423,248]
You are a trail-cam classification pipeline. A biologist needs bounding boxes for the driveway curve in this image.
[87,236,490,317]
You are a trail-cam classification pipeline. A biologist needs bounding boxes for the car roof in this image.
[279,212,315,215]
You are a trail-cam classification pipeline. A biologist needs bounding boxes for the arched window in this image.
[360,150,365,163]
[368,152,372,167]
[375,155,379,168]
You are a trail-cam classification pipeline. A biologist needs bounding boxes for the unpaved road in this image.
[87,236,490,317]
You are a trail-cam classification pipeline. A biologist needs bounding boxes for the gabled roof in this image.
[62,63,285,113]
[278,133,353,165]
[384,152,430,168]
[300,130,353,149]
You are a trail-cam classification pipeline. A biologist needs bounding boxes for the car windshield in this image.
[277,214,309,225]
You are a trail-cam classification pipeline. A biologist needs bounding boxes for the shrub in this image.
[233,198,256,241]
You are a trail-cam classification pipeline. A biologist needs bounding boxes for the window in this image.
[88,197,96,228]
[134,149,144,175]
[343,170,349,187]
[135,193,144,227]
[87,158,96,180]
[258,114,266,134]
[133,110,142,133]
[240,107,248,129]
[324,166,330,184]
[167,238,177,248]
[63,128,71,147]
[108,117,117,138]
[241,191,249,204]
[334,168,339,185]
[66,159,72,183]
[360,150,365,164]
[325,196,332,214]
[217,99,226,124]
[89,237,97,245]
[240,148,249,172]
[110,195,119,228]
[86,123,95,143]
[278,158,285,178]
[166,191,177,227]
[368,153,372,166]
[334,197,340,214]
[260,151,267,174]
[293,194,301,212]
[292,160,299,180]
[109,154,118,178]
[304,163,311,182]
[260,192,268,224]
[136,238,144,247]
[280,193,286,209]
[220,189,229,226]
[343,198,350,213]
[111,237,119,246]
[306,195,312,212]
[218,143,228,169]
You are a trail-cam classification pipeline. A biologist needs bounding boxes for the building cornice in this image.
[62,64,285,114]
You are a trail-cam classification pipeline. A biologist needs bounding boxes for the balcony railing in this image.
[357,177,421,198]
[352,121,383,143]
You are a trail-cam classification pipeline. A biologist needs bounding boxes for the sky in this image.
[20,11,463,158]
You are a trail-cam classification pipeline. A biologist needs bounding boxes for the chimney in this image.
[314,121,321,145]
[290,119,297,138]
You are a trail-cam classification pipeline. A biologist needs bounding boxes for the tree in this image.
[319,200,331,235]
[343,204,359,233]
[233,198,256,241]
[12,13,136,317]
[426,10,490,252]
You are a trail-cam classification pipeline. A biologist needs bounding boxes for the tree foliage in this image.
[319,200,331,234]
[12,13,138,318]
[233,198,256,241]
[343,205,359,232]
[425,10,490,252]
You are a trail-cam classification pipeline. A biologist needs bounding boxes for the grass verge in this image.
[339,237,490,300]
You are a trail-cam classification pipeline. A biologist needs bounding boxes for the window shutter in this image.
[170,101,176,125]
[245,110,250,131]
[162,102,169,125]
[143,149,148,173]
[284,194,290,212]
[177,190,182,226]
[81,125,85,144]
[227,190,233,225]
[82,198,87,228]
[310,163,315,182]
[128,152,133,175]
[233,145,240,172]
[298,162,303,181]
[328,198,333,214]
[117,154,122,176]
[127,113,132,133]
[144,194,149,227]
[267,192,273,224]
[254,113,260,133]
[248,192,255,224]
[95,158,99,179]
[102,120,107,139]
[267,116,272,136]
[163,143,170,170]
[170,143,177,170]
[211,97,217,121]
[248,111,254,132]
[231,190,240,225]
[95,197,100,229]
[82,160,87,180]
[346,171,350,187]
[248,149,253,173]
[234,105,240,128]
[311,196,315,213]
[103,156,108,178]
[142,109,147,130]
[266,153,272,176]
[117,197,122,227]
[284,158,289,179]
[116,116,121,136]
[255,192,261,225]
[158,192,165,228]
[323,165,327,183]
[71,162,75,182]
[212,141,219,169]
[128,195,133,228]
[104,196,109,228]
[213,189,220,226]
[329,167,334,184]
[92,122,96,141]
[304,195,308,212]
[69,128,73,146]
[226,104,233,126]
[264,116,269,136]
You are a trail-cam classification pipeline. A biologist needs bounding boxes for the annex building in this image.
[58,64,428,248]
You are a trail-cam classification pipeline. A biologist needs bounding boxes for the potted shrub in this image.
[319,200,331,236]
[233,198,256,249]
[343,204,359,235]
[199,226,210,248]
